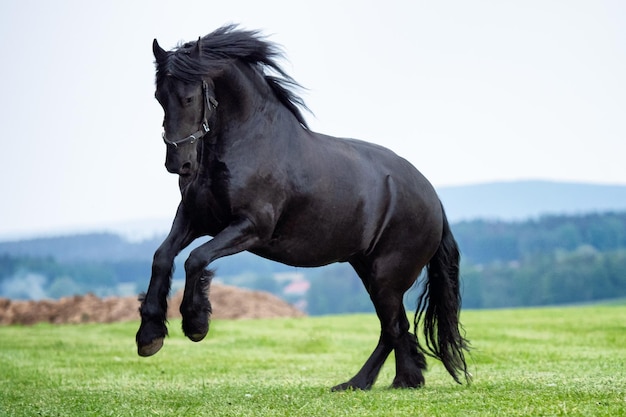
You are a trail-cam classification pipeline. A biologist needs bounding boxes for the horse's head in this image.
[153,39,218,178]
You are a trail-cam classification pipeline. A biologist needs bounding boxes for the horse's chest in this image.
[182,182,229,233]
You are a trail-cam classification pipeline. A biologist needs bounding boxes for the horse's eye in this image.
[184,97,194,105]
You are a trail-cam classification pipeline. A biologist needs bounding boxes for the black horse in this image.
[137,25,470,390]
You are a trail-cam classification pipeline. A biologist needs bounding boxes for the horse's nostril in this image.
[180,162,192,176]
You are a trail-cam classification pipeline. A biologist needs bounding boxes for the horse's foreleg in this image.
[180,217,261,342]
[136,205,195,356]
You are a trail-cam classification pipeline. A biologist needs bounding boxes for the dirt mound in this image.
[0,284,304,325]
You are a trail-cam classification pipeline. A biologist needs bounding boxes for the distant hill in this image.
[0,233,159,263]
[438,180,626,222]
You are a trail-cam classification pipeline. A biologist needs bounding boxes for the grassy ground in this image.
[0,306,624,416]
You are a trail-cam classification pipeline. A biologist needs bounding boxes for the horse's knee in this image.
[184,251,209,278]
[184,255,202,275]
[152,248,174,275]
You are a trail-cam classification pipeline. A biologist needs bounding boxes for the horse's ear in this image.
[153,39,168,63]
[190,37,202,59]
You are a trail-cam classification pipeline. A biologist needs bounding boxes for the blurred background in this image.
[1,0,625,314]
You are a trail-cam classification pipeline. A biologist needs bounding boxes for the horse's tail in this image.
[414,202,471,384]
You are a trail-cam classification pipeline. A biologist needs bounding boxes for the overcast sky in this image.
[1,0,624,238]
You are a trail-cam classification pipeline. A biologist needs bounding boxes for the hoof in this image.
[331,380,370,392]
[331,382,352,392]
[137,337,164,357]
[391,375,425,389]
[188,332,207,342]
[181,315,209,342]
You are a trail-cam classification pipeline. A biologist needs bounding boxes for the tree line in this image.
[1,211,626,313]
[452,212,626,264]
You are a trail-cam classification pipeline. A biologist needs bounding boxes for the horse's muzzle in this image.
[165,160,192,176]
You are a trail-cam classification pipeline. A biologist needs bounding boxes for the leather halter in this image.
[162,81,218,148]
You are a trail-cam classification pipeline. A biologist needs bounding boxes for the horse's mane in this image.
[156,25,309,128]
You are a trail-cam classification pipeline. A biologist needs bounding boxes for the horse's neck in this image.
[212,62,301,147]
[215,62,272,123]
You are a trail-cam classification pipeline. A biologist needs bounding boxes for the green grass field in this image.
[1,306,624,416]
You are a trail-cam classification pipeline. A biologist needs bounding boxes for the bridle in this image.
[162,80,219,148]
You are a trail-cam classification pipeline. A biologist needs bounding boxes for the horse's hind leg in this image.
[331,285,425,391]
[371,287,426,389]
[331,336,392,391]
[332,257,425,390]
[332,255,426,390]
[391,305,427,388]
